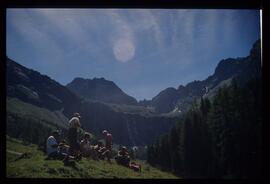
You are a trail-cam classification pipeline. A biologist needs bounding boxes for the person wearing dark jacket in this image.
[115,146,130,167]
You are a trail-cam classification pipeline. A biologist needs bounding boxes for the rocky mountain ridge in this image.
[139,39,261,113]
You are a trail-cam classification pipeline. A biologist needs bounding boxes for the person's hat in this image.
[122,146,127,150]
[102,130,108,135]
[74,112,81,118]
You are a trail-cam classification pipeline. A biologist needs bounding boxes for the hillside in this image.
[7,97,68,129]
[6,136,179,179]
[6,58,81,113]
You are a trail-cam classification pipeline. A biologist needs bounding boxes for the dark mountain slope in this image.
[7,58,81,113]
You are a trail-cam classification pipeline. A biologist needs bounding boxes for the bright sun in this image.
[113,38,135,63]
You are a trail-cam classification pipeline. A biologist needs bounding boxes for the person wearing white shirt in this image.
[46,131,66,159]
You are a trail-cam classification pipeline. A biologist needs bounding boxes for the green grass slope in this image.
[6,136,179,179]
[7,97,69,129]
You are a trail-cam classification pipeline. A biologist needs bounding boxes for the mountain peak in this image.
[177,85,185,90]
[93,77,106,81]
[66,77,137,105]
[73,77,107,82]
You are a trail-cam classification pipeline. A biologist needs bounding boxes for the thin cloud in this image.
[7,9,66,64]
[139,10,164,51]
[34,9,101,55]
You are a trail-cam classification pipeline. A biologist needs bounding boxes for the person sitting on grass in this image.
[46,130,67,160]
[58,140,70,155]
[115,146,130,167]
[58,140,78,166]
[92,141,110,161]
[92,141,102,160]
[80,132,92,157]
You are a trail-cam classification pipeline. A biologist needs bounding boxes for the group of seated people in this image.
[46,130,111,163]
[80,133,111,161]
[46,112,114,164]
[46,128,141,171]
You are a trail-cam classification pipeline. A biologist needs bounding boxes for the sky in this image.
[6,9,260,101]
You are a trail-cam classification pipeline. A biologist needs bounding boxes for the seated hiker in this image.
[92,141,102,160]
[67,113,82,159]
[80,132,92,157]
[93,141,110,161]
[46,130,67,160]
[58,140,70,155]
[115,146,130,167]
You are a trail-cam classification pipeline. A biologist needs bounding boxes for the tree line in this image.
[147,78,262,178]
